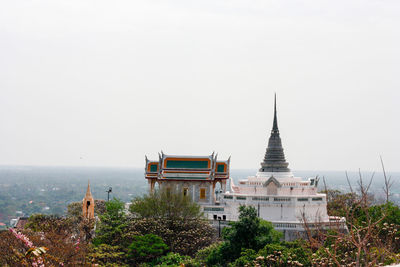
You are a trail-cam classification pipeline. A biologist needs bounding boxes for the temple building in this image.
[145,96,342,240]
[82,181,95,220]
[145,153,230,205]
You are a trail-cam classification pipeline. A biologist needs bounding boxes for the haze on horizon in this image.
[0,0,399,172]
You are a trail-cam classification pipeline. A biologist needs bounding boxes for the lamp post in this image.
[106,187,112,201]
[218,217,222,238]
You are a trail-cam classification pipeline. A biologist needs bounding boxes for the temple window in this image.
[252,196,269,201]
[183,188,188,196]
[273,197,291,202]
[200,188,206,199]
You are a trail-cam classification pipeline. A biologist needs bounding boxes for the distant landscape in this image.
[0,165,399,227]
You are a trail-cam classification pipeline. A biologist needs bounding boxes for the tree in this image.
[129,189,202,220]
[128,189,214,256]
[93,198,127,246]
[1,215,89,266]
[87,244,127,266]
[206,206,282,265]
[153,252,192,267]
[223,206,281,256]
[128,234,168,263]
[323,189,357,218]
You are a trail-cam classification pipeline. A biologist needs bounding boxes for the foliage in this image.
[193,242,223,265]
[67,199,107,219]
[153,252,192,266]
[258,241,312,267]
[223,206,281,252]
[123,217,214,256]
[205,206,282,265]
[22,214,90,264]
[363,202,400,226]
[231,249,257,267]
[226,240,312,267]
[130,189,203,220]
[93,198,128,246]
[205,241,233,266]
[324,189,358,218]
[87,244,127,266]
[222,206,281,260]
[27,214,74,232]
[128,234,168,263]
[0,229,44,266]
[0,224,87,266]
[308,180,400,266]
[128,190,214,256]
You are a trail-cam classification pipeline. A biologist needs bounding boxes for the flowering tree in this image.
[128,190,215,256]
[0,228,44,266]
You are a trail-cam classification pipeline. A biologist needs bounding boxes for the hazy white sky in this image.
[0,0,399,171]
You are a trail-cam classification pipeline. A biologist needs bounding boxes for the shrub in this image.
[128,234,168,263]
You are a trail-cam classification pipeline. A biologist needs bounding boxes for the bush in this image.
[153,252,191,266]
[128,234,168,263]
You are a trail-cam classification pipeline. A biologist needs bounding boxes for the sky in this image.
[0,0,399,172]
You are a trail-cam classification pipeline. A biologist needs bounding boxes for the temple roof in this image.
[259,94,290,173]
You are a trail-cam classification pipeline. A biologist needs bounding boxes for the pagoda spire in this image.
[259,95,290,173]
[82,180,95,219]
[272,93,278,133]
[86,180,92,197]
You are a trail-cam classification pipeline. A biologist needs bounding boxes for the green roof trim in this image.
[166,160,209,169]
[150,164,158,172]
[216,164,225,173]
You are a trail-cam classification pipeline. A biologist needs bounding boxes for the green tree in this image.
[128,234,168,263]
[223,206,281,256]
[207,206,281,265]
[93,198,127,246]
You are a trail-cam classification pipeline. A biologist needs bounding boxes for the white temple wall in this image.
[230,186,317,196]
[158,180,214,204]
[218,196,329,223]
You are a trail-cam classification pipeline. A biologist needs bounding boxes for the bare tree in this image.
[380,156,393,204]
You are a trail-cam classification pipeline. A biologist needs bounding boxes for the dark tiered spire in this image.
[259,94,290,173]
